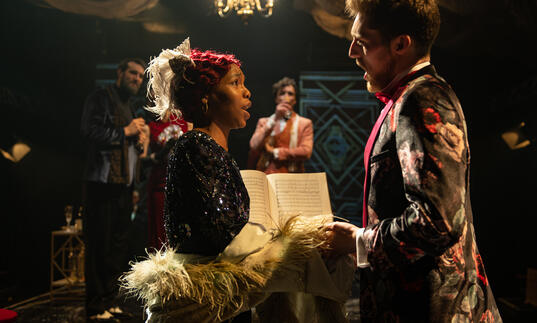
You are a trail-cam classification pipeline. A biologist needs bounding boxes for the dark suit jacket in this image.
[360,65,502,322]
[80,85,136,183]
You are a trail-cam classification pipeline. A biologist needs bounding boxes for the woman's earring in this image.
[202,100,208,114]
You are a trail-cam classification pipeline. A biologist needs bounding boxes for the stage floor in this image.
[8,293,361,322]
[7,293,145,323]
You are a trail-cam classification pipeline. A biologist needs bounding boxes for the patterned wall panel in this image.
[95,63,118,88]
[299,71,379,225]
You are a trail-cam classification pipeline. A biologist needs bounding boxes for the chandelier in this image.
[215,0,274,22]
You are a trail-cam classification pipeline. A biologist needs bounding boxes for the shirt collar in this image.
[375,61,431,104]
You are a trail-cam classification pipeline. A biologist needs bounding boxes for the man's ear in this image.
[391,35,412,54]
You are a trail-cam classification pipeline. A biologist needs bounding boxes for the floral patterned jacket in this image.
[360,65,502,322]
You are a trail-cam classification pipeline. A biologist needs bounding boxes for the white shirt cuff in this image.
[356,227,369,268]
[266,117,275,130]
[273,148,279,159]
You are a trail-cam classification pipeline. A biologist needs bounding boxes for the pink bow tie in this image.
[375,92,391,104]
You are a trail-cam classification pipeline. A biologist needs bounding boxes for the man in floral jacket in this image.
[326,0,502,322]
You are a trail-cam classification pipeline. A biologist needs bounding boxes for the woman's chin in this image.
[233,120,247,129]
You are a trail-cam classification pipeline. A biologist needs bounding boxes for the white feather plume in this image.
[145,37,194,120]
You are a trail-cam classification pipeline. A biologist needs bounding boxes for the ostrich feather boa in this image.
[120,215,353,322]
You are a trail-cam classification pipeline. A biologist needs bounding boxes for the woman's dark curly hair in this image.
[169,49,241,127]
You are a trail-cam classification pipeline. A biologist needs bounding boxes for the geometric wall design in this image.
[299,71,379,225]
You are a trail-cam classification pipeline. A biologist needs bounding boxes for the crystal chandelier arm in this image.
[216,0,233,17]
[254,0,273,17]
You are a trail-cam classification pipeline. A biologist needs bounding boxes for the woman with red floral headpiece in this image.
[122,39,353,323]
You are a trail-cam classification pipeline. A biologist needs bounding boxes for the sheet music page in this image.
[267,173,332,221]
[240,170,277,230]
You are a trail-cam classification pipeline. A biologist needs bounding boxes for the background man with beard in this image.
[325,0,502,322]
[80,58,147,320]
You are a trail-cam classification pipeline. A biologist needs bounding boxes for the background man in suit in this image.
[80,58,148,320]
[248,77,314,174]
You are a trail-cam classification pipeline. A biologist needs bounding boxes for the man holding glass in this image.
[80,58,148,320]
[248,77,314,174]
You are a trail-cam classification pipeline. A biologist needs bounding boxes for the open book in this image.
[240,170,333,231]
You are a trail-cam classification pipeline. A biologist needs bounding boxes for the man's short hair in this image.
[346,0,440,57]
[272,77,297,98]
[117,58,147,72]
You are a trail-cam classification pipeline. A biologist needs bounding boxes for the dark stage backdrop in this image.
[1,0,535,305]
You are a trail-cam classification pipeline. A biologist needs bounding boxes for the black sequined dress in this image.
[164,130,250,256]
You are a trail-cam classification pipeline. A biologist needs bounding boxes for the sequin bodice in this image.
[165,130,249,255]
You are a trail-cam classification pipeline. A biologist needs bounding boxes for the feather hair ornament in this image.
[145,37,195,120]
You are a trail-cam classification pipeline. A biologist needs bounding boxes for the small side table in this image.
[50,229,85,301]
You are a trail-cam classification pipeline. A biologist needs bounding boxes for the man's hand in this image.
[124,118,146,137]
[275,103,292,120]
[324,221,360,255]
[264,141,274,154]
[138,124,150,145]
